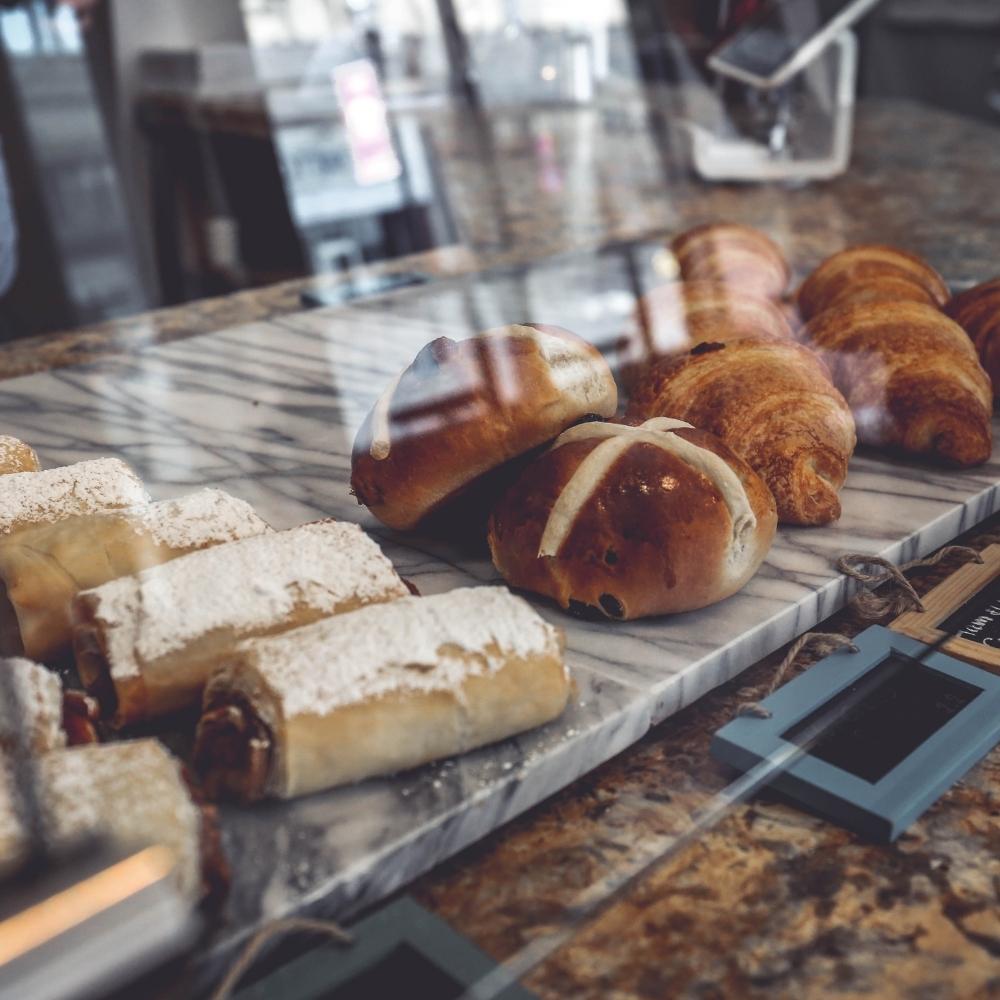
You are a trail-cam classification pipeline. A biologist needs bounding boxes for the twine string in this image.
[837,554,925,618]
[738,546,983,720]
[736,633,858,719]
[838,546,983,620]
[209,917,353,1000]
[900,544,983,574]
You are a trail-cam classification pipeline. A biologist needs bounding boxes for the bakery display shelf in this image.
[1,295,998,981]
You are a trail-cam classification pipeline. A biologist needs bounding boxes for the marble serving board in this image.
[1,285,999,979]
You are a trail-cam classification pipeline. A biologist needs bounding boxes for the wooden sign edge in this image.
[892,544,1000,674]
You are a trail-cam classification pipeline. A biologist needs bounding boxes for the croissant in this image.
[627,338,856,525]
[670,223,790,301]
[626,280,793,367]
[801,300,992,467]
[945,277,1000,400]
[798,245,949,320]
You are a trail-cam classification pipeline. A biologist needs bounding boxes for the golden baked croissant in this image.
[627,280,793,366]
[621,280,795,389]
[945,277,1000,400]
[670,223,790,301]
[798,245,949,320]
[627,338,856,525]
[802,301,992,466]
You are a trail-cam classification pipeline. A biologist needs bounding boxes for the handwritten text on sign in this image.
[940,575,1000,647]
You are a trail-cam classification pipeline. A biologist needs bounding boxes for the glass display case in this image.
[1,3,999,999]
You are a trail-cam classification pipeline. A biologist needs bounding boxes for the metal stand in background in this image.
[688,29,859,182]
[432,0,480,107]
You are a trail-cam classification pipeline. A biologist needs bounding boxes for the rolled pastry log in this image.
[0,457,148,537]
[0,488,271,662]
[194,586,570,801]
[0,740,224,900]
[0,436,40,476]
[73,520,411,726]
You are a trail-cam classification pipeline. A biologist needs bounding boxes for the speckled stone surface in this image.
[4,93,1000,998]
[412,532,1000,999]
[0,245,483,379]
[3,97,999,380]
[8,291,1000,990]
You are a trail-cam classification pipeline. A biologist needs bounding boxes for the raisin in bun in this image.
[488,417,777,620]
[351,324,617,532]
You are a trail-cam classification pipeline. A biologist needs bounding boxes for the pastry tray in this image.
[1,277,997,980]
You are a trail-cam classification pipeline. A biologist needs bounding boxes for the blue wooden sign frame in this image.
[711,625,1000,842]
[232,896,536,1000]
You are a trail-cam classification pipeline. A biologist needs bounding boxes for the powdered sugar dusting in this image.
[0,436,38,475]
[0,740,202,898]
[125,488,271,550]
[0,458,148,535]
[0,658,64,754]
[88,520,409,677]
[225,587,565,719]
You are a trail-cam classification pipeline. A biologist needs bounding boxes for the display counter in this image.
[2,95,999,998]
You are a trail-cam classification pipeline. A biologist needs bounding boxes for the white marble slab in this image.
[1,300,998,972]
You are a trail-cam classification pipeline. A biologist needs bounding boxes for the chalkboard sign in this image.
[781,653,982,783]
[893,544,1000,674]
[711,626,1000,842]
[939,574,1000,646]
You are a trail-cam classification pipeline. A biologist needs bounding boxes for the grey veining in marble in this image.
[220,666,649,927]
[1,269,999,973]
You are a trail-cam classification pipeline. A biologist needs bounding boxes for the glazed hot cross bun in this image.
[488,417,777,620]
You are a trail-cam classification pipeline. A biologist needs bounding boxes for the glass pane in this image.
[1,3,998,999]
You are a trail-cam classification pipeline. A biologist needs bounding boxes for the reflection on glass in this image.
[460,0,636,106]
[0,1,146,335]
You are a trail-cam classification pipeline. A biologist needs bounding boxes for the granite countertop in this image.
[3,97,998,380]
[413,532,1000,999]
[5,95,1000,997]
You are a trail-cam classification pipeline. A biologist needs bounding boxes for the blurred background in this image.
[0,0,997,339]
